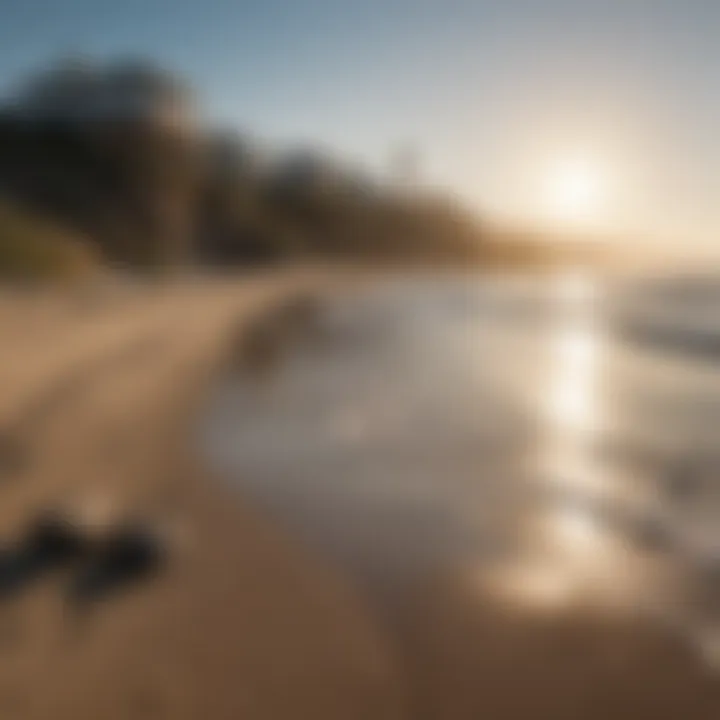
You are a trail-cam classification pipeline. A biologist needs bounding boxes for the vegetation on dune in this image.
[0,200,97,281]
[0,58,491,272]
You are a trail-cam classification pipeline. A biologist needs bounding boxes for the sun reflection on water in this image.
[488,273,631,611]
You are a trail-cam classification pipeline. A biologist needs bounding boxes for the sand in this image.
[0,271,405,720]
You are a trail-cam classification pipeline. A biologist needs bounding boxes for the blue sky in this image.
[0,0,718,248]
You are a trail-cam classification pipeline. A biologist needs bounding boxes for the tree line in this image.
[0,58,491,278]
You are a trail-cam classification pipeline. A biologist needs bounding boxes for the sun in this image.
[540,156,607,227]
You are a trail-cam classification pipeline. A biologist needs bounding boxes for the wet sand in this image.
[0,272,405,720]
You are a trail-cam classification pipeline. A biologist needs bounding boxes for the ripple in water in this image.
[200,273,720,668]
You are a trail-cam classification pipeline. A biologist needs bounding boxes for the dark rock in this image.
[69,522,165,606]
[0,513,88,598]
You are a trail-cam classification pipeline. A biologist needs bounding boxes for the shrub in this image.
[0,200,98,281]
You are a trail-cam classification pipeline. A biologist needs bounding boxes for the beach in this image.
[0,271,404,720]
[2,270,720,720]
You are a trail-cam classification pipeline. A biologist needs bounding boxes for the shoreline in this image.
[2,269,720,719]
[0,271,406,720]
[201,272,720,720]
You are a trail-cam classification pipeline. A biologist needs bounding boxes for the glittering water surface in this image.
[200,273,720,665]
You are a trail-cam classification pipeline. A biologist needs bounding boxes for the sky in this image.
[0,0,718,252]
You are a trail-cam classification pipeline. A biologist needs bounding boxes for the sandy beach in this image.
[0,271,405,720]
[2,271,720,720]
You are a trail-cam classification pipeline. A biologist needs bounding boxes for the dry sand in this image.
[0,271,405,720]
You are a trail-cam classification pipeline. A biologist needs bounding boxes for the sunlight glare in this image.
[547,326,599,430]
[541,156,607,226]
